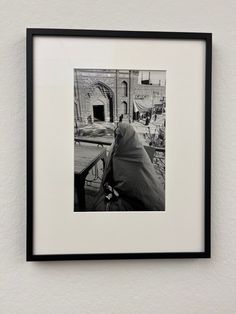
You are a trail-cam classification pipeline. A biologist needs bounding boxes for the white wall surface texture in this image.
[0,0,236,313]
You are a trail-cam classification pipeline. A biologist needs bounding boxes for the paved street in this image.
[76,114,165,147]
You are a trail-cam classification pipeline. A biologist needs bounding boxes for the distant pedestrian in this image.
[145,116,150,125]
[87,115,92,124]
[137,111,140,121]
[119,114,123,122]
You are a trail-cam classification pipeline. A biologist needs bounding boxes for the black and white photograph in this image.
[74,69,166,211]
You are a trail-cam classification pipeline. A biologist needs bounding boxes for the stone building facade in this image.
[74,69,166,124]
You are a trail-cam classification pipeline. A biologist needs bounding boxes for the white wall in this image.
[0,0,236,313]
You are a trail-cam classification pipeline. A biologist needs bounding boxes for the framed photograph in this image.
[27,29,211,261]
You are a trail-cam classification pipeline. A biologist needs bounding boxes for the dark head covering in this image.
[93,123,165,211]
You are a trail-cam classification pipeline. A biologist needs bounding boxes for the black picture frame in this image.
[27,28,212,261]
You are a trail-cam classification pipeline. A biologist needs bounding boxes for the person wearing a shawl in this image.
[93,123,165,211]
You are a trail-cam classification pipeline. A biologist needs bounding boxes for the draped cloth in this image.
[133,98,153,112]
[93,123,165,211]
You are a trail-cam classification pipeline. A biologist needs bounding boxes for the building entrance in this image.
[93,105,105,121]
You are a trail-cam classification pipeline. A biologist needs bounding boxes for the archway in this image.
[89,82,114,122]
[122,101,128,114]
[121,81,128,96]
[93,104,105,121]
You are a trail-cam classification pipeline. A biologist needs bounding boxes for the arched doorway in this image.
[89,82,114,122]
[122,101,128,114]
[121,81,128,96]
[93,100,105,122]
